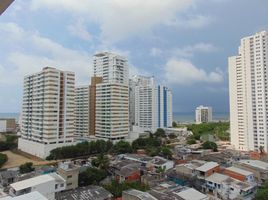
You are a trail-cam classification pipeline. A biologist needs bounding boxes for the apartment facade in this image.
[229,31,268,151]
[18,67,75,158]
[129,75,173,132]
[195,105,212,124]
[94,52,129,140]
[75,86,90,137]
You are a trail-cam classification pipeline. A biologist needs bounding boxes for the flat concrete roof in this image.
[10,173,59,191]
[226,166,253,176]
[0,191,48,200]
[175,188,208,200]
[195,162,219,172]
[239,160,268,170]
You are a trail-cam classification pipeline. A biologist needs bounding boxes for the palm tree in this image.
[92,153,110,170]
[259,146,265,155]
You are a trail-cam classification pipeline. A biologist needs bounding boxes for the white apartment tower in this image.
[195,105,213,124]
[19,67,75,158]
[129,75,173,132]
[229,31,268,151]
[75,86,90,137]
[94,52,129,140]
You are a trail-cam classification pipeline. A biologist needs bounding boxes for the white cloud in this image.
[150,47,163,57]
[164,59,223,85]
[174,43,218,57]
[30,0,211,43]
[68,20,92,41]
[0,22,91,86]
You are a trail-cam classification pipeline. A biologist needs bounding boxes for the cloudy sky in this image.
[0,0,268,113]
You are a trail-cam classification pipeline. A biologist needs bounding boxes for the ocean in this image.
[173,112,229,123]
[0,112,229,123]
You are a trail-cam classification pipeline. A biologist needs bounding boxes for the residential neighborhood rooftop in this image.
[195,162,219,172]
[226,166,253,176]
[238,159,268,170]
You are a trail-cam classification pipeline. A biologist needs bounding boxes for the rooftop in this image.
[175,188,208,200]
[10,173,63,191]
[226,166,253,176]
[123,189,157,200]
[205,173,229,183]
[238,160,268,170]
[195,162,219,172]
[0,191,48,200]
[55,185,112,200]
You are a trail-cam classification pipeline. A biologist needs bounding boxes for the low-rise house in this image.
[141,172,165,187]
[224,166,255,184]
[204,173,256,200]
[0,171,18,187]
[55,185,113,200]
[110,160,142,183]
[57,162,79,190]
[176,160,206,178]
[149,182,209,200]
[194,161,220,179]
[122,189,157,200]
[9,173,65,200]
[233,159,268,183]
[147,156,174,172]
[0,191,48,200]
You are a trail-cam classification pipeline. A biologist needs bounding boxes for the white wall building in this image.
[229,31,268,151]
[129,75,173,133]
[94,52,129,140]
[195,105,212,124]
[9,173,65,200]
[75,85,90,137]
[18,67,75,158]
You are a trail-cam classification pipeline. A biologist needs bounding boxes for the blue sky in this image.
[0,0,268,113]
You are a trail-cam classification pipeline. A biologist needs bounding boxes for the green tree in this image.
[255,181,268,200]
[91,153,110,170]
[202,141,218,152]
[154,128,166,138]
[187,138,196,145]
[168,133,177,139]
[19,162,34,174]
[112,141,132,154]
[104,181,149,198]
[0,153,8,168]
[172,121,177,127]
[159,147,173,160]
[78,168,107,186]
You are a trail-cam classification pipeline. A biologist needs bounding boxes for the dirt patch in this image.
[0,150,56,169]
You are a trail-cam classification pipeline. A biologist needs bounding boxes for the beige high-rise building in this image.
[18,67,75,158]
[195,105,212,124]
[75,86,90,137]
[93,52,129,140]
[229,31,268,151]
[89,76,103,135]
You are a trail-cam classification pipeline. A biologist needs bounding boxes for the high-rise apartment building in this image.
[75,86,90,137]
[93,52,129,140]
[89,76,103,135]
[18,67,75,158]
[129,75,173,132]
[195,105,212,124]
[229,31,268,151]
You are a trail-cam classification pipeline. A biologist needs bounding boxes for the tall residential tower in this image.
[195,105,213,124]
[93,52,129,140]
[229,31,268,151]
[129,75,173,132]
[19,67,75,158]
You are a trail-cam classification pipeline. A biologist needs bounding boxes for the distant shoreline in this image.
[0,112,230,123]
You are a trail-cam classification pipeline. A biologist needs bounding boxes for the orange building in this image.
[224,166,255,183]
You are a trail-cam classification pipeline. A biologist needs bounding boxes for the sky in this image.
[0,0,268,113]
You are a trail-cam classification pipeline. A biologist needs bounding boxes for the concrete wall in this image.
[18,138,75,159]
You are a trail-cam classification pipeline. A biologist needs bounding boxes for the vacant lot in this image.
[0,151,55,169]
